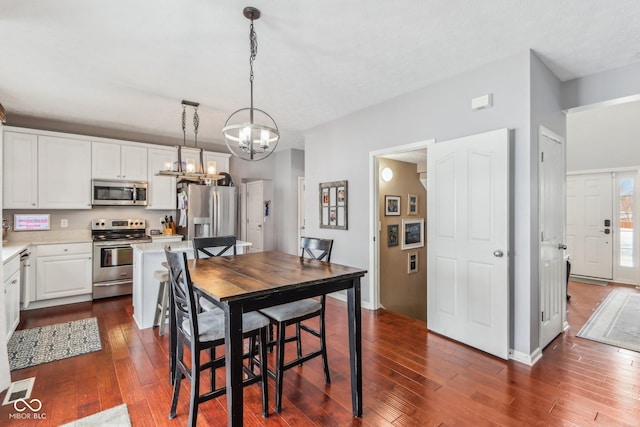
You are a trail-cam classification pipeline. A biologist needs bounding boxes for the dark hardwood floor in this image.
[1,281,639,426]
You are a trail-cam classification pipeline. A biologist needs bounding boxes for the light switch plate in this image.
[471,93,493,111]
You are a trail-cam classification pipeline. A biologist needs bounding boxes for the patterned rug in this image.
[7,317,102,370]
[59,404,131,427]
[577,291,640,352]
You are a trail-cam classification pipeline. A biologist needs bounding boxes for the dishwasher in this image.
[19,248,33,309]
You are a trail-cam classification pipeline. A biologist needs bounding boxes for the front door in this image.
[427,128,510,359]
[566,173,613,279]
[539,128,566,349]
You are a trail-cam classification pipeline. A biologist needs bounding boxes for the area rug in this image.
[577,291,640,352]
[7,317,102,371]
[59,404,131,427]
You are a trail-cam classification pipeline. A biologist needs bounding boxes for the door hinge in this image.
[541,311,544,321]
[541,231,544,242]
[541,152,544,162]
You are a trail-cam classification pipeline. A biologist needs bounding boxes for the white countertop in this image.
[2,243,30,264]
[132,240,252,254]
[2,230,93,263]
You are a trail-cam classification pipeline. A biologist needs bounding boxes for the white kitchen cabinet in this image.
[38,135,92,209]
[36,243,92,300]
[3,131,38,209]
[4,256,21,341]
[147,147,177,210]
[92,141,147,181]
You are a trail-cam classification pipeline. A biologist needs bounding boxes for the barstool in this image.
[153,269,171,336]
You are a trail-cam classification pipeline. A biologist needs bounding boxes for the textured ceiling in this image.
[2,0,640,150]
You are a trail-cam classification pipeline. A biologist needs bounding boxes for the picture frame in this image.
[319,180,348,230]
[402,218,424,250]
[385,195,401,216]
[407,252,418,274]
[387,224,399,247]
[407,194,418,215]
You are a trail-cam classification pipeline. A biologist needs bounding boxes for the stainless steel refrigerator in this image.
[177,183,237,240]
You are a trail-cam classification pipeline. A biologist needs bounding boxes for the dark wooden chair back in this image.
[164,246,199,342]
[300,237,333,262]
[192,236,237,259]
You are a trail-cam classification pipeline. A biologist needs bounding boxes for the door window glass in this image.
[619,178,633,267]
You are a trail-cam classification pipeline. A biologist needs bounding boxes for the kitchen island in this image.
[131,239,252,330]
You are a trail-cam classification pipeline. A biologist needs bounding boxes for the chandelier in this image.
[222,7,280,161]
[156,100,221,182]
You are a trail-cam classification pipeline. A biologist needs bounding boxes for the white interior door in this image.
[566,173,613,279]
[247,180,264,252]
[539,128,566,349]
[427,128,510,360]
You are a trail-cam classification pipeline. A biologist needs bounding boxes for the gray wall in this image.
[567,100,640,172]
[304,51,541,356]
[274,148,304,255]
[562,62,640,110]
[528,51,565,353]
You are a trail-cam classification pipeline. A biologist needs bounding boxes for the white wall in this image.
[567,100,640,172]
[0,122,10,392]
[304,51,543,357]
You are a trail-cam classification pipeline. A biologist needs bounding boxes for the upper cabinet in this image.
[38,135,92,209]
[147,147,177,210]
[3,131,92,209]
[92,141,147,181]
[3,131,38,209]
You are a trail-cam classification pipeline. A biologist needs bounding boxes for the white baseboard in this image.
[509,347,542,366]
[21,294,93,311]
[570,275,608,286]
[327,292,374,311]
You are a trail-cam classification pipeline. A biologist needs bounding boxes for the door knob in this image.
[558,244,567,250]
[493,250,504,257]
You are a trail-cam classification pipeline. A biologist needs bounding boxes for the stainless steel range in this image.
[92,218,151,299]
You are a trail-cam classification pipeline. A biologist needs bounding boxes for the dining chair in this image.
[192,236,237,312]
[164,246,270,426]
[258,237,334,413]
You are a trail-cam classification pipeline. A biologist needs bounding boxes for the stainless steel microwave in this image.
[92,180,148,206]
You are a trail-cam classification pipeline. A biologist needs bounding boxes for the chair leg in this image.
[320,310,331,384]
[188,344,201,427]
[295,322,302,359]
[159,281,169,336]
[259,327,269,418]
[275,321,286,413]
[268,323,275,353]
[209,347,216,391]
[169,337,184,419]
[249,336,256,372]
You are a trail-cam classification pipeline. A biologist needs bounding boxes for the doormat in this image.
[577,291,640,353]
[7,318,102,371]
[59,404,131,427]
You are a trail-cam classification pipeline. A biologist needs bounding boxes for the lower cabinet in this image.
[36,243,92,300]
[4,256,21,341]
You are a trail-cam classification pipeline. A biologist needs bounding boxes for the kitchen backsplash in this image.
[3,206,175,235]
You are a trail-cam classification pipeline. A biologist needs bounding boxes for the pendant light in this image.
[156,100,220,182]
[222,6,280,161]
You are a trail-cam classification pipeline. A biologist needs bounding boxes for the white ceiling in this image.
[2,1,640,150]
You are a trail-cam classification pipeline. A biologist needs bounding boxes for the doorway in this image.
[369,140,433,318]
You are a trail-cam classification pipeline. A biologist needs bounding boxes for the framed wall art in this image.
[402,218,424,250]
[407,194,418,215]
[319,180,348,230]
[387,224,398,247]
[407,252,418,274]
[385,195,400,216]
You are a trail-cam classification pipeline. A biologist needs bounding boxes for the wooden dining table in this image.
[186,250,367,426]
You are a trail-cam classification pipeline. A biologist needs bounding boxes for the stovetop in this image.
[91,218,150,241]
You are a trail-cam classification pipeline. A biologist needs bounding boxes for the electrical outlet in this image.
[61,219,68,228]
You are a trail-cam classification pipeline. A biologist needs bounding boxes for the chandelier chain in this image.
[193,105,199,147]
[249,20,257,83]
[181,104,186,146]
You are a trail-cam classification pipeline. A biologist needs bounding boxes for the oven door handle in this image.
[94,239,151,247]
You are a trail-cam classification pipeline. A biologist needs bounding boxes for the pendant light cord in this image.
[249,18,257,123]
